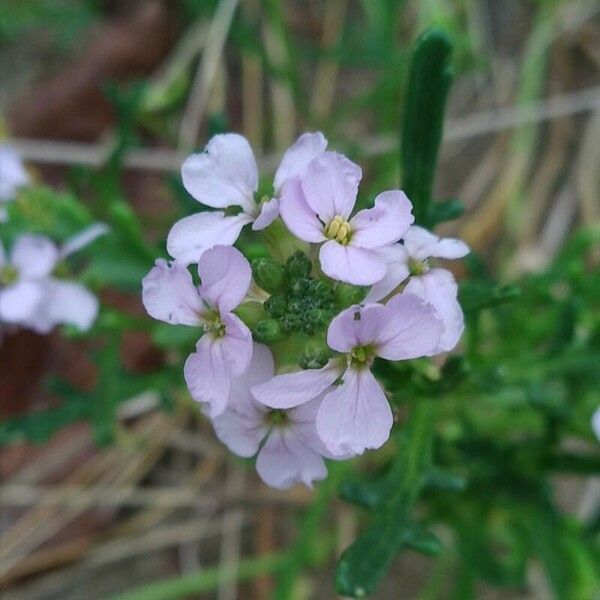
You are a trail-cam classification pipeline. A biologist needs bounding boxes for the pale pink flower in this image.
[366,225,469,352]
[0,224,108,332]
[0,144,30,221]
[279,152,414,285]
[252,295,443,456]
[142,245,253,416]
[212,343,345,489]
[167,132,328,264]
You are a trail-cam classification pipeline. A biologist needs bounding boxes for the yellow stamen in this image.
[325,215,352,245]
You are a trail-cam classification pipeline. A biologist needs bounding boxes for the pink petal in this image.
[184,335,231,417]
[316,367,393,456]
[142,259,204,326]
[252,359,342,409]
[273,132,328,193]
[375,293,443,360]
[364,244,410,302]
[181,133,258,213]
[167,211,252,266]
[301,152,361,222]
[24,279,98,333]
[198,245,251,313]
[402,226,440,260]
[0,281,43,323]
[431,237,470,260]
[251,198,280,230]
[404,269,464,353]
[350,190,414,249]
[60,223,109,259]
[319,241,386,285]
[279,178,326,243]
[403,226,469,261]
[211,344,273,457]
[289,395,351,460]
[229,343,275,404]
[11,235,58,278]
[327,304,387,352]
[256,429,327,489]
[212,405,267,457]
[220,312,253,376]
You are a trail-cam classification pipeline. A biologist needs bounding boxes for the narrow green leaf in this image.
[401,29,453,226]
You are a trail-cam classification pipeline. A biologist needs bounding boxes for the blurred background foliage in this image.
[0,1,598,599]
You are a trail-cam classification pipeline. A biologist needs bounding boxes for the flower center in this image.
[349,345,373,368]
[408,257,428,276]
[0,265,18,287]
[266,409,289,427]
[325,215,352,245]
[203,310,226,337]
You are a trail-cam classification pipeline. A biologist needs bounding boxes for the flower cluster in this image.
[142,132,469,489]
[0,224,107,333]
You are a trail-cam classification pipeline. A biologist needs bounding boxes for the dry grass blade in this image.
[178,0,240,151]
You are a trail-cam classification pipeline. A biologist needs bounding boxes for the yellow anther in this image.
[325,215,352,245]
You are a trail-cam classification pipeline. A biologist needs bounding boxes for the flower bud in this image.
[234,301,268,330]
[264,295,287,318]
[334,283,368,308]
[289,277,310,298]
[254,318,284,343]
[280,312,302,333]
[252,258,286,294]
[299,339,331,369]
[310,278,334,300]
[285,251,312,281]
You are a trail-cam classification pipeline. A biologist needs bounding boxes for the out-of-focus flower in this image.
[212,343,347,489]
[280,152,414,285]
[253,295,442,456]
[367,225,469,352]
[0,144,30,221]
[167,132,327,265]
[142,245,253,416]
[0,224,108,332]
[592,406,600,441]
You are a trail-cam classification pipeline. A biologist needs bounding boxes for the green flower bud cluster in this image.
[252,252,338,341]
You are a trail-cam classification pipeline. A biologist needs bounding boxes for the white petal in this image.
[0,281,43,323]
[375,292,443,360]
[256,429,327,489]
[319,241,386,285]
[273,132,328,193]
[142,259,204,326]
[252,359,342,409]
[431,237,470,260]
[364,244,410,303]
[60,223,109,259]
[11,235,58,278]
[167,211,252,266]
[350,190,414,249]
[198,245,251,313]
[404,269,464,353]
[25,279,98,333]
[251,198,280,231]
[316,367,393,456]
[181,133,258,213]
